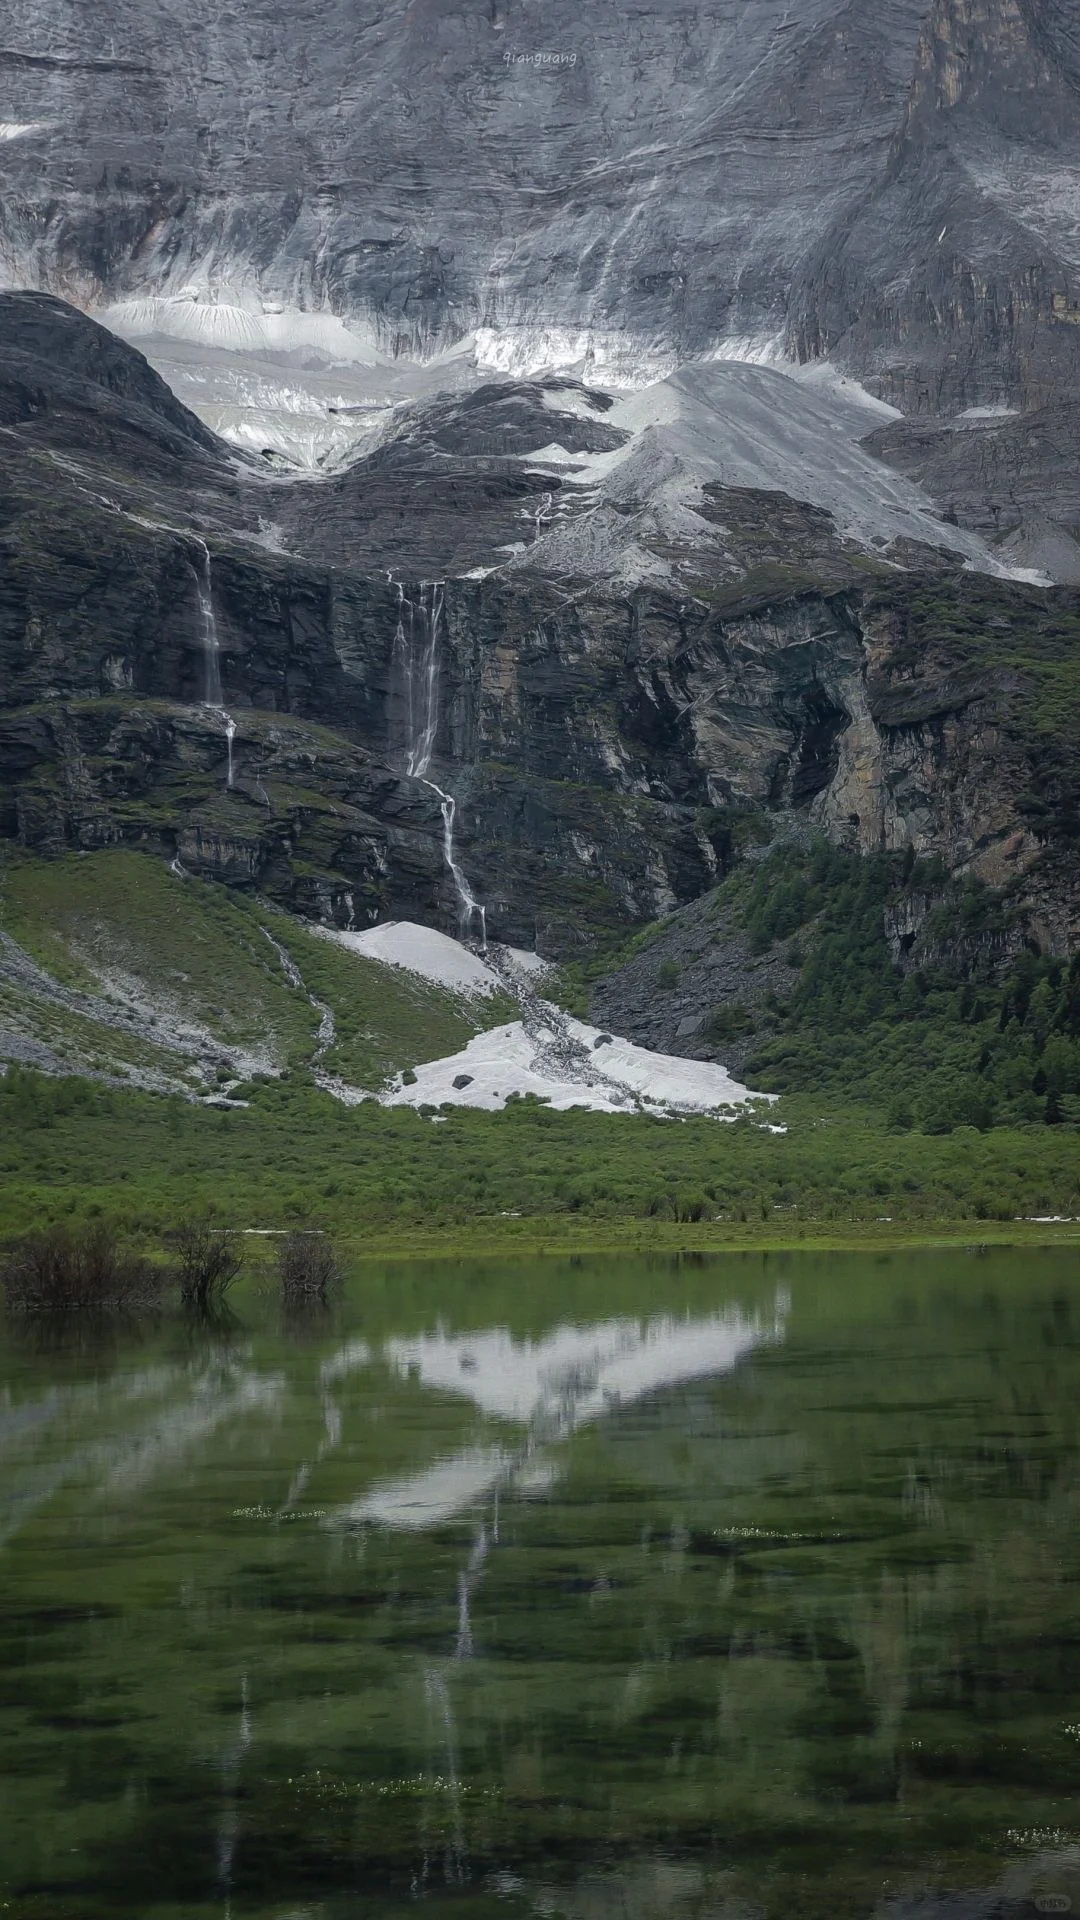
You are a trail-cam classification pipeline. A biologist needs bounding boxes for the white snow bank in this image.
[313,922,765,1118]
[315,920,504,996]
[381,1013,766,1117]
[955,403,1020,422]
[0,122,53,143]
[473,324,677,389]
[502,947,554,982]
[315,920,550,999]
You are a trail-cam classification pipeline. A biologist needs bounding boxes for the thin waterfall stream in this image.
[393,578,486,946]
[192,539,237,790]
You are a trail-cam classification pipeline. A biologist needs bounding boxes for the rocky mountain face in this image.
[1,295,1076,973]
[2,1,1079,557]
[1,0,1075,389]
[0,1,1078,1017]
[0,1,938,358]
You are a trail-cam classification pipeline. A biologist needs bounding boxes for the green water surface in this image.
[2,1248,1080,1920]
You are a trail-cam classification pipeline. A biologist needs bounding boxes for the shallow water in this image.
[2,1248,1080,1920]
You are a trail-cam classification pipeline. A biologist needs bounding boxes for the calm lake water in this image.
[2,1248,1080,1920]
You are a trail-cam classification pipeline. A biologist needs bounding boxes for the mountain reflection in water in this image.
[0,1249,1078,1920]
[326,1301,785,1530]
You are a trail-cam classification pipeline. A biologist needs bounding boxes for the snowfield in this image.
[311,917,764,1121]
[316,920,551,998]
[315,919,767,1118]
[315,920,504,996]
[380,1016,764,1117]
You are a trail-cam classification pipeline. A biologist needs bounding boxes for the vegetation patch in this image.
[0,1068,1076,1243]
[0,849,498,1091]
[729,841,1080,1133]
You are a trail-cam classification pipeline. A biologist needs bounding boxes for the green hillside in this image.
[0,850,499,1097]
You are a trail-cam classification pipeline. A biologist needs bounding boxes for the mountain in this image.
[1,292,1076,969]
[4,1,1080,527]
[1,0,1076,389]
[0,5,1078,1101]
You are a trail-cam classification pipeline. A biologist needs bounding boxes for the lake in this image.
[2,1247,1079,1920]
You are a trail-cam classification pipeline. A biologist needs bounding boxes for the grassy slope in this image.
[0,850,504,1091]
[0,850,1077,1251]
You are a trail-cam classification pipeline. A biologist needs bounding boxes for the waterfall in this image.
[393,578,486,946]
[191,540,238,791]
[193,539,223,707]
[430,782,487,948]
[401,580,442,782]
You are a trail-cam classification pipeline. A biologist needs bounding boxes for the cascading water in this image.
[432,786,487,948]
[392,578,486,947]
[191,539,238,791]
[193,539,223,707]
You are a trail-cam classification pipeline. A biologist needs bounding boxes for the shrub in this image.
[677,1191,709,1222]
[708,1003,753,1044]
[0,1225,162,1313]
[174,1218,243,1310]
[277,1231,338,1305]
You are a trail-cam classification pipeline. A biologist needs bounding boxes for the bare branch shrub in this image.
[277,1231,338,1306]
[1,1225,163,1313]
[174,1218,244,1311]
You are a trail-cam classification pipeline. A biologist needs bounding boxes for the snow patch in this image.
[0,122,53,143]
[474,325,677,389]
[706,330,788,368]
[313,921,761,1119]
[955,404,1021,422]
[381,1014,764,1117]
[315,920,504,997]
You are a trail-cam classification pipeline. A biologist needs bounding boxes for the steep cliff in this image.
[1,0,1076,406]
[1,297,1076,971]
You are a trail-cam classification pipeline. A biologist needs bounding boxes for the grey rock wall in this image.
[2,0,1077,415]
